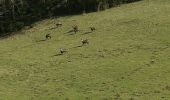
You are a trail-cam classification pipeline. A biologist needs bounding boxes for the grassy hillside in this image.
[0,0,170,100]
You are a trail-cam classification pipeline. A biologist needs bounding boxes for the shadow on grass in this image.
[64,30,77,35]
[64,30,74,34]
[64,29,81,35]
[72,45,83,48]
[83,31,92,35]
[53,53,63,56]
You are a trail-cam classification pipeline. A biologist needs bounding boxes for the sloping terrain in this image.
[0,0,170,99]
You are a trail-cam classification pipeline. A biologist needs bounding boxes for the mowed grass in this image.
[0,0,170,99]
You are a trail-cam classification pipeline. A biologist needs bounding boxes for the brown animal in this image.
[46,33,51,40]
[81,39,89,45]
[29,25,33,28]
[90,27,96,32]
[60,48,67,54]
[72,25,79,33]
[56,22,62,27]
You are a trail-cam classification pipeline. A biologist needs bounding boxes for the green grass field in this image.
[0,0,170,99]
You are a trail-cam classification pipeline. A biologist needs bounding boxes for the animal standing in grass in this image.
[81,39,89,45]
[72,25,79,34]
[56,22,62,27]
[60,48,67,54]
[90,27,96,32]
[45,33,51,40]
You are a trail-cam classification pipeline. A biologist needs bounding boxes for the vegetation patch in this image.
[0,0,170,100]
[0,0,141,35]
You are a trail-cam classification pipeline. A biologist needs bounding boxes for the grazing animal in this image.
[90,27,96,32]
[60,48,67,54]
[56,22,62,27]
[72,25,79,34]
[29,25,33,28]
[45,33,51,40]
[81,39,89,45]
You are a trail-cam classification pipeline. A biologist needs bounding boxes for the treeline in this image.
[0,0,141,36]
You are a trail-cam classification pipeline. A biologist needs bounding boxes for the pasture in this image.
[0,0,170,99]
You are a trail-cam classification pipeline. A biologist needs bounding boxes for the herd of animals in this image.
[44,21,95,55]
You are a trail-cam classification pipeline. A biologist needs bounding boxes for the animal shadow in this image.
[64,30,74,34]
[72,45,83,48]
[53,53,63,57]
[83,31,92,35]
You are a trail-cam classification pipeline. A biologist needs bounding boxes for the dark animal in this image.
[56,22,62,27]
[90,27,96,32]
[29,25,33,28]
[72,25,79,34]
[60,48,67,54]
[81,39,89,45]
[45,33,51,40]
